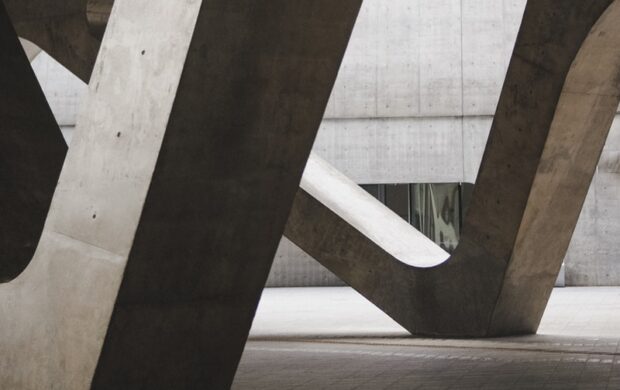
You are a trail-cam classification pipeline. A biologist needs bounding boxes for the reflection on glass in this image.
[359,182,474,254]
[411,184,460,253]
[361,184,380,201]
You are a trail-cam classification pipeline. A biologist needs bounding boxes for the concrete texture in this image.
[565,117,620,286]
[19,38,40,61]
[1,1,360,389]
[269,238,345,287]
[2,1,205,387]
[27,1,619,289]
[322,0,525,120]
[2,1,617,388]
[10,0,617,334]
[313,117,465,184]
[274,0,620,288]
[5,0,101,82]
[0,5,67,283]
[91,2,361,388]
[285,0,620,337]
[30,52,88,127]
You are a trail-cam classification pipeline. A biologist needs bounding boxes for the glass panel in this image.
[384,184,410,223]
[360,184,380,200]
[431,183,460,252]
[362,182,472,253]
[411,183,460,253]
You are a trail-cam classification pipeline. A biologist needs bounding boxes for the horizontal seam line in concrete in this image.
[322,114,495,121]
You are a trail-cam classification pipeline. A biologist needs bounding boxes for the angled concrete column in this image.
[286,0,620,337]
[91,1,360,388]
[0,5,66,283]
[9,0,617,344]
[5,0,101,82]
[18,38,41,61]
[1,1,360,390]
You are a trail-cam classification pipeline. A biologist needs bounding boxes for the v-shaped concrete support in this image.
[286,0,620,337]
[3,0,620,387]
[0,1,361,388]
[5,0,101,82]
[0,5,66,284]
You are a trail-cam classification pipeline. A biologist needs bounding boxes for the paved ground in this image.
[233,287,620,389]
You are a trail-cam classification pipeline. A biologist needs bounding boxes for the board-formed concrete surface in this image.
[285,0,620,337]
[0,0,361,388]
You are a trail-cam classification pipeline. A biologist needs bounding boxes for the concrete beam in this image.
[286,0,620,337]
[19,38,41,60]
[4,0,100,82]
[0,1,360,389]
[8,0,618,341]
[86,0,113,40]
[0,4,66,283]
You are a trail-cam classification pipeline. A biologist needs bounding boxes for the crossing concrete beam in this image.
[0,1,360,388]
[286,0,620,337]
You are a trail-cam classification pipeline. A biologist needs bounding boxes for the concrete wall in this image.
[30,52,84,143]
[273,0,620,287]
[565,120,620,285]
[29,0,619,286]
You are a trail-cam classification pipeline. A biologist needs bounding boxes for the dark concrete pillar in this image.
[0,1,66,282]
[0,1,361,388]
[285,0,620,337]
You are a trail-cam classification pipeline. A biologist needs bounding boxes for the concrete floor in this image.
[234,287,620,389]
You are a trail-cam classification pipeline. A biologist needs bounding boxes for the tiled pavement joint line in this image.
[245,345,620,366]
[248,337,620,357]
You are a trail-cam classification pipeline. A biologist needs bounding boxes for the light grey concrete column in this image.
[0,1,361,389]
[1,0,202,387]
[91,1,361,388]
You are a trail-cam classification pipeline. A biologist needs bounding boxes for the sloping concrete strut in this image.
[4,0,102,82]
[0,1,361,389]
[286,0,620,337]
[0,5,67,284]
[62,3,620,336]
[2,1,620,388]
[5,0,620,340]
